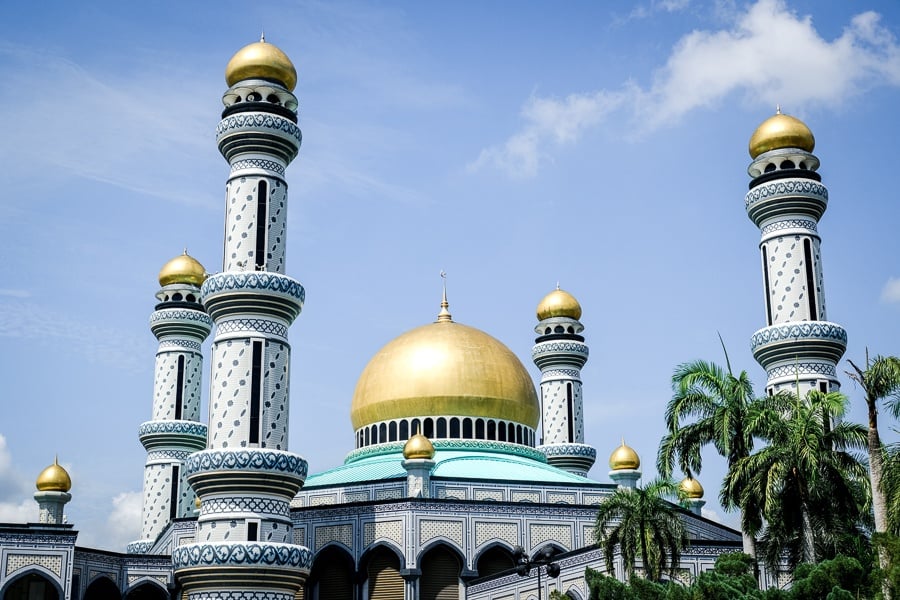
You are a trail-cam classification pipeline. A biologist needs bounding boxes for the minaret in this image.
[128,252,211,554]
[34,458,72,524]
[746,109,847,396]
[532,287,596,475]
[173,38,311,599]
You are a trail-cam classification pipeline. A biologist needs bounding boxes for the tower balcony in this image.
[216,111,302,164]
[201,271,305,324]
[185,449,308,499]
[745,176,828,227]
[750,321,847,372]
[149,308,213,340]
[138,420,207,452]
[173,541,311,595]
[538,443,596,477]
[531,339,588,369]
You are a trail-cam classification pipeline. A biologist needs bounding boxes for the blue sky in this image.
[1,0,899,550]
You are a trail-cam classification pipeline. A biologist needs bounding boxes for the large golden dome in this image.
[536,287,582,321]
[36,457,71,492]
[158,251,206,287]
[225,38,297,91]
[351,316,540,431]
[749,109,815,158]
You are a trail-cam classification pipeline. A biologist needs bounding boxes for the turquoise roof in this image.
[302,440,598,489]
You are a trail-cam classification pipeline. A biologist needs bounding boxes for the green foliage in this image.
[872,533,900,599]
[713,552,757,577]
[787,555,866,600]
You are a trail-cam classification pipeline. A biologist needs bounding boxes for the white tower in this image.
[746,110,847,396]
[128,252,211,554]
[172,38,311,599]
[532,287,596,476]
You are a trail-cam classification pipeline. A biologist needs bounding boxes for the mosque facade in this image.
[0,38,838,600]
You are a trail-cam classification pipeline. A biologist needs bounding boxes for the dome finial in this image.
[775,104,782,115]
[260,31,266,43]
[437,270,452,322]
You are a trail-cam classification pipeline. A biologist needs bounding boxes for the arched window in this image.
[424,418,434,438]
[4,572,61,600]
[307,546,354,600]
[449,418,460,438]
[487,420,496,440]
[516,425,523,444]
[84,576,121,600]
[463,418,473,438]
[437,418,447,438]
[498,422,506,441]
[399,420,409,440]
[475,545,516,578]
[475,419,485,439]
[378,423,387,443]
[420,546,461,600]
[388,421,397,442]
[365,546,404,599]
[508,423,515,442]
[123,581,168,600]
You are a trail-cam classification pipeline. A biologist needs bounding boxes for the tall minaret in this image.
[746,109,847,396]
[532,287,596,476]
[173,38,311,599]
[127,252,211,554]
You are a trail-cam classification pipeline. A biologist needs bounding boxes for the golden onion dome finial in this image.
[225,37,297,91]
[609,439,640,471]
[437,270,452,323]
[536,286,582,321]
[158,250,207,287]
[403,428,435,460]
[679,476,704,499]
[748,107,815,158]
[36,456,72,492]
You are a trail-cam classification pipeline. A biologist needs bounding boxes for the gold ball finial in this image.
[609,439,640,471]
[536,287,582,321]
[403,431,435,460]
[679,476,704,499]
[36,457,72,492]
[225,38,297,91]
[194,496,202,509]
[748,108,815,158]
[158,250,206,287]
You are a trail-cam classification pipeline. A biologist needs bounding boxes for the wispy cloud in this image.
[0,289,30,298]
[626,0,691,21]
[0,301,149,373]
[75,490,142,551]
[473,0,900,177]
[0,434,37,522]
[881,277,900,304]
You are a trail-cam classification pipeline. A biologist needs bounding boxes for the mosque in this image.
[0,37,840,600]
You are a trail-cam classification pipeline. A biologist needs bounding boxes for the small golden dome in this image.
[536,287,582,321]
[609,441,640,471]
[158,251,206,287]
[351,317,540,431]
[679,476,704,499]
[748,109,815,158]
[403,432,435,460]
[36,457,71,492]
[225,38,297,91]
[194,496,202,509]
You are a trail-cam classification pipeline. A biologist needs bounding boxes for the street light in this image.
[513,545,560,600]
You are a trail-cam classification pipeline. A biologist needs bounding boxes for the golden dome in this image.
[536,287,582,321]
[158,251,206,287]
[679,476,704,499]
[225,38,297,91]
[748,109,815,158]
[36,457,71,492]
[403,432,435,460]
[195,496,202,509]
[609,441,640,471]
[350,317,540,431]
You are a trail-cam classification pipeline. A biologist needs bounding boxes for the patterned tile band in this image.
[172,542,313,569]
[750,321,847,351]
[216,114,302,144]
[745,179,828,209]
[201,272,305,303]
[185,449,309,479]
[139,421,208,438]
[344,438,547,464]
[538,443,597,458]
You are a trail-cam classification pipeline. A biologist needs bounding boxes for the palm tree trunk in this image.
[868,400,892,599]
[741,530,756,557]
[801,504,816,564]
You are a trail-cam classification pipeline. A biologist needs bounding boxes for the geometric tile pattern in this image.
[420,519,463,547]
[314,525,353,551]
[475,521,517,548]
[6,553,63,577]
[530,523,572,550]
[363,520,403,548]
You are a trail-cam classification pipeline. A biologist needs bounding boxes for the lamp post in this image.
[514,546,560,600]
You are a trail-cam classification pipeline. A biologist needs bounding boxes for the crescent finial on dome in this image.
[437,270,452,322]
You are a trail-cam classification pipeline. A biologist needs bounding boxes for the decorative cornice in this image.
[343,439,547,464]
[172,542,312,569]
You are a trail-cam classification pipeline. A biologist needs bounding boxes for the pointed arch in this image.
[83,575,121,600]
[122,580,167,600]
[474,543,516,578]
[307,545,354,600]
[360,544,404,600]
[419,543,463,600]
[1,569,63,600]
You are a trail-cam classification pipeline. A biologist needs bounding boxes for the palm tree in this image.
[594,478,687,582]
[656,352,762,556]
[846,353,900,534]
[884,444,900,536]
[727,390,868,569]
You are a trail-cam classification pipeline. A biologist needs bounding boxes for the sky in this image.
[1,0,899,551]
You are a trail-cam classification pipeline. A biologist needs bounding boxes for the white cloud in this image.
[73,490,142,551]
[627,0,691,21]
[0,434,36,522]
[474,0,900,177]
[881,277,900,304]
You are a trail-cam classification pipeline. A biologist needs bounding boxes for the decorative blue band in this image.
[760,218,818,236]
[216,114,302,144]
[158,339,203,352]
[185,449,308,479]
[532,341,589,358]
[230,158,285,175]
[126,540,154,554]
[746,179,828,209]
[139,421,208,438]
[216,318,288,338]
[201,272,305,303]
[750,321,847,351]
[767,362,837,379]
[200,496,290,517]
[538,443,597,459]
[173,542,312,570]
[150,310,213,326]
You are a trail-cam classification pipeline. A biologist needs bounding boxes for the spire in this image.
[437,270,452,322]
[260,31,266,43]
[775,104,782,115]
